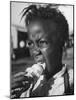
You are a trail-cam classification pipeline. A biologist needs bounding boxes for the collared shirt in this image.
[20,64,73,97]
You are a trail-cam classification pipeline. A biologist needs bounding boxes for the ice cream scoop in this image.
[25,63,46,78]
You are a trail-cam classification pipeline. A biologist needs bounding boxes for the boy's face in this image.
[27,20,61,75]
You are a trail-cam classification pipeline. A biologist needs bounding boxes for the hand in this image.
[11,72,32,98]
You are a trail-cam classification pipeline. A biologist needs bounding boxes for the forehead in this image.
[27,21,45,39]
[27,20,57,40]
[27,21,44,33]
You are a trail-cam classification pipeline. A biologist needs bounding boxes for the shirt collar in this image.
[53,64,67,79]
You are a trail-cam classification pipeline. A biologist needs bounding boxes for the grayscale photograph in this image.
[10,1,74,98]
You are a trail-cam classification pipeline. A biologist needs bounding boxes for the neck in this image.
[45,62,62,80]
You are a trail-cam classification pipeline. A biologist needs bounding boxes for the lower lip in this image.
[34,55,44,62]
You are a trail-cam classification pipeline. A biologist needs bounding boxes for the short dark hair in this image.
[21,4,69,47]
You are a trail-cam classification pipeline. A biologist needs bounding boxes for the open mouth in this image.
[34,55,44,63]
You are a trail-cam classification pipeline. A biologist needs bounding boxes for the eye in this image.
[26,40,34,48]
[39,39,48,48]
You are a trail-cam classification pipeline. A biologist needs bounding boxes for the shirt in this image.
[20,64,74,97]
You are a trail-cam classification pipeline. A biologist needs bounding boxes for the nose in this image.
[32,44,41,56]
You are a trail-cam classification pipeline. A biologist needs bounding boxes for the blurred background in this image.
[10,2,74,76]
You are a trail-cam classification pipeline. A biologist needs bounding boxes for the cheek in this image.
[41,47,52,59]
[41,48,47,52]
[29,49,33,56]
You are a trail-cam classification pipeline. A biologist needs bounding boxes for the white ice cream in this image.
[25,63,46,78]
